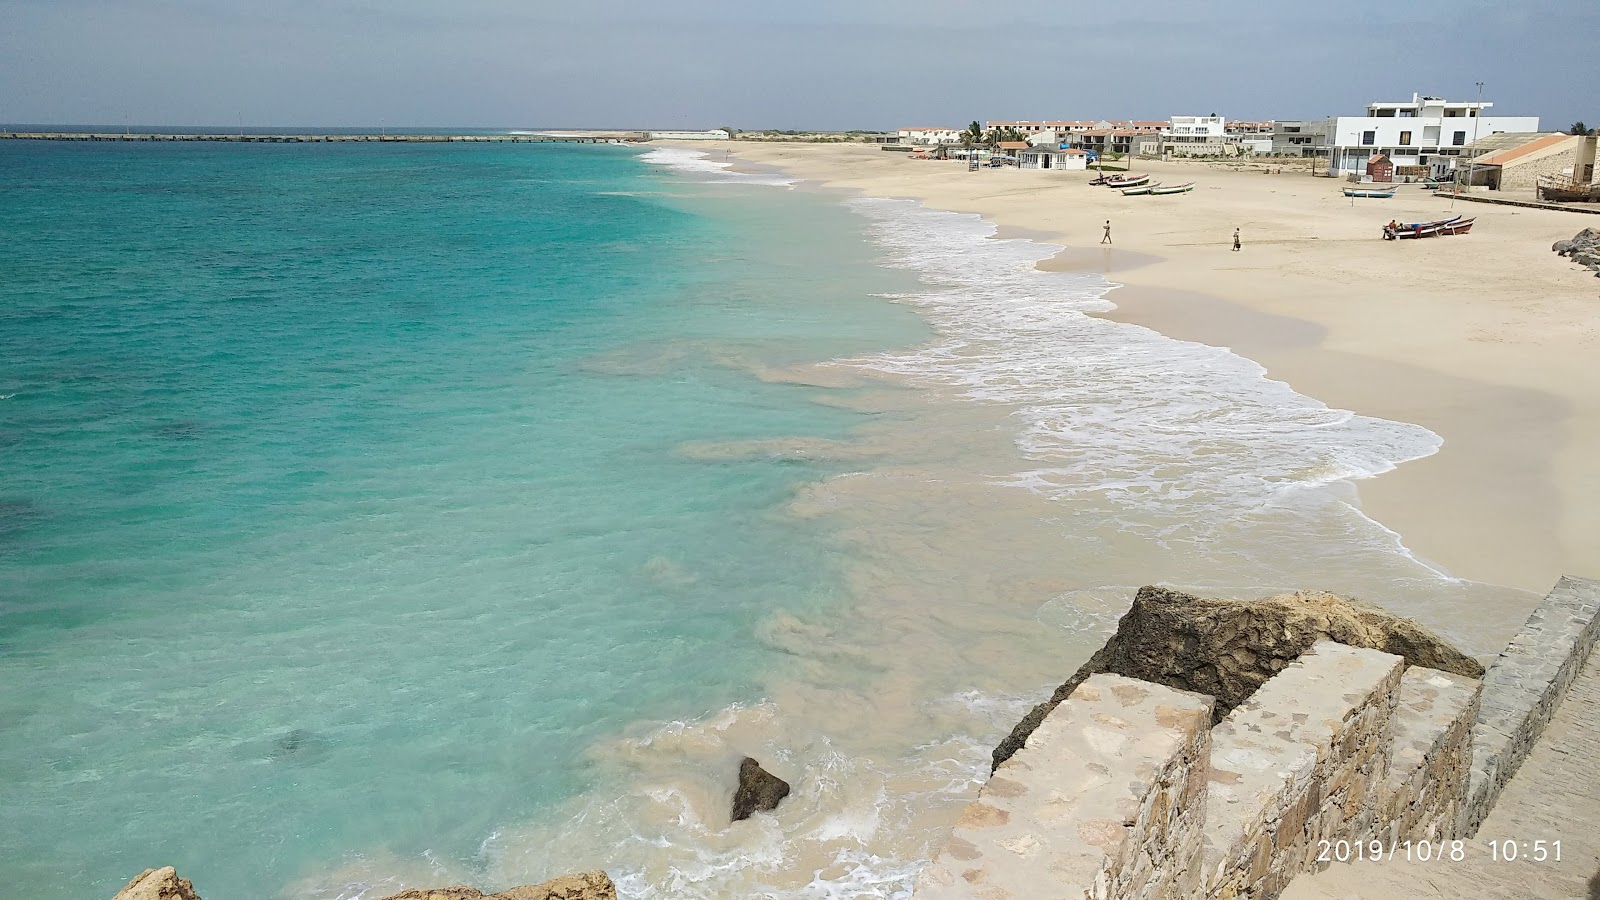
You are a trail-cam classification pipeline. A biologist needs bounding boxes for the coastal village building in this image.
[1017,146,1090,170]
[1318,93,1539,177]
[645,130,730,140]
[897,127,965,145]
[1271,120,1324,156]
[1161,115,1235,156]
[1226,120,1276,153]
[1459,133,1588,192]
[986,120,1164,137]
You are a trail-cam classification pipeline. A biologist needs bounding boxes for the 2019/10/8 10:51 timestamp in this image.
[1315,839,1563,863]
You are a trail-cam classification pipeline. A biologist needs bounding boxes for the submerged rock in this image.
[111,867,201,900]
[730,756,791,821]
[991,585,1484,771]
[375,870,616,900]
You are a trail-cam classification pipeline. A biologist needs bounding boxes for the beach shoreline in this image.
[669,140,1599,595]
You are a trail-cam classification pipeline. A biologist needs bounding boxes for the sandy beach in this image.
[680,141,1600,595]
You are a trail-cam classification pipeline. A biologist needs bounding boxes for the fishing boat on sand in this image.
[1121,183,1158,196]
[1538,175,1600,203]
[1383,215,1465,240]
[1344,186,1398,198]
[1104,174,1150,188]
[1148,182,1196,195]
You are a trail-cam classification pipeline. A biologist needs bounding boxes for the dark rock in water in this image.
[375,871,616,900]
[274,728,314,756]
[112,866,201,900]
[991,585,1484,772]
[731,756,790,821]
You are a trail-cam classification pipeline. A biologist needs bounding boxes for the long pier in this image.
[0,132,644,144]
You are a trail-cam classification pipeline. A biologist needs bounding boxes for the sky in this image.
[2,0,1595,131]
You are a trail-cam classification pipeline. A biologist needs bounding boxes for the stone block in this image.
[1378,666,1480,843]
[1465,575,1600,834]
[1201,641,1404,899]
[915,674,1214,900]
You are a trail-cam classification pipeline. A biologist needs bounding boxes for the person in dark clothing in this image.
[1232,228,1241,251]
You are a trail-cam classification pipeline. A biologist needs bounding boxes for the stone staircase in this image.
[912,576,1600,900]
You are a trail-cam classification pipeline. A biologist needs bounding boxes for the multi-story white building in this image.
[1321,93,1539,176]
[898,127,965,145]
[1160,115,1234,155]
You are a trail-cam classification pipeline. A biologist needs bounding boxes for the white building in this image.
[898,127,965,145]
[1164,115,1227,142]
[1161,115,1237,156]
[1017,147,1090,171]
[1322,93,1539,176]
[646,130,730,141]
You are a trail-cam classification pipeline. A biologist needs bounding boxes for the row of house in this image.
[898,92,1562,188]
[897,116,1278,158]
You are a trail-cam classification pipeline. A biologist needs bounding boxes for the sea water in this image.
[1,142,1535,899]
[0,140,928,897]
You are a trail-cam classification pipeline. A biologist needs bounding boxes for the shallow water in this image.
[0,141,929,897]
[0,143,1536,899]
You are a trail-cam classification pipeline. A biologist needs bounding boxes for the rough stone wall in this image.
[1200,642,1404,900]
[1500,146,1579,192]
[1464,575,1600,834]
[913,673,1214,900]
[992,587,1481,772]
[1378,666,1481,843]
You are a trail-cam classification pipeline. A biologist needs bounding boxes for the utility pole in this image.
[1458,82,1485,206]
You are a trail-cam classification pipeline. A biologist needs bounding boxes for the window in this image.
[1453,130,1467,146]
[1399,131,1412,146]
[1286,126,1301,133]
[1362,131,1376,146]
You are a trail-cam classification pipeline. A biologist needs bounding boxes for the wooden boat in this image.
[1441,217,1475,235]
[1384,215,1463,240]
[1148,182,1195,195]
[1538,176,1600,202]
[1344,186,1397,198]
[1121,183,1158,196]
[1104,174,1150,188]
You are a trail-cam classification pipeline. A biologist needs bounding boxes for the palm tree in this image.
[1571,121,1595,136]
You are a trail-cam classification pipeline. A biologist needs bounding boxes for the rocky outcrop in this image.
[730,756,790,821]
[1554,227,1600,273]
[991,586,1483,770]
[112,868,201,900]
[376,871,617,900]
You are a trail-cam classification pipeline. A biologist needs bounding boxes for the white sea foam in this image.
[836,197,1445,560]
[638,147,798,188]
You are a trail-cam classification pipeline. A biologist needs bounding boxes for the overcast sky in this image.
[2,0,1594,130]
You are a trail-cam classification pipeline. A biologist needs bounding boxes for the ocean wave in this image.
[638,147,798,188]
[836,197,1444,550]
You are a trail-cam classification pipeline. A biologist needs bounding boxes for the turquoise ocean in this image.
[2,140,1537,899]
[0,140,930,898]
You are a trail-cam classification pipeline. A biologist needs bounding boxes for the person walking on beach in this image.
[1101,220,1112,245]
[1232,228,1241,252]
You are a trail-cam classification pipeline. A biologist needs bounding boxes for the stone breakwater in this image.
[916,575,1600,899]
